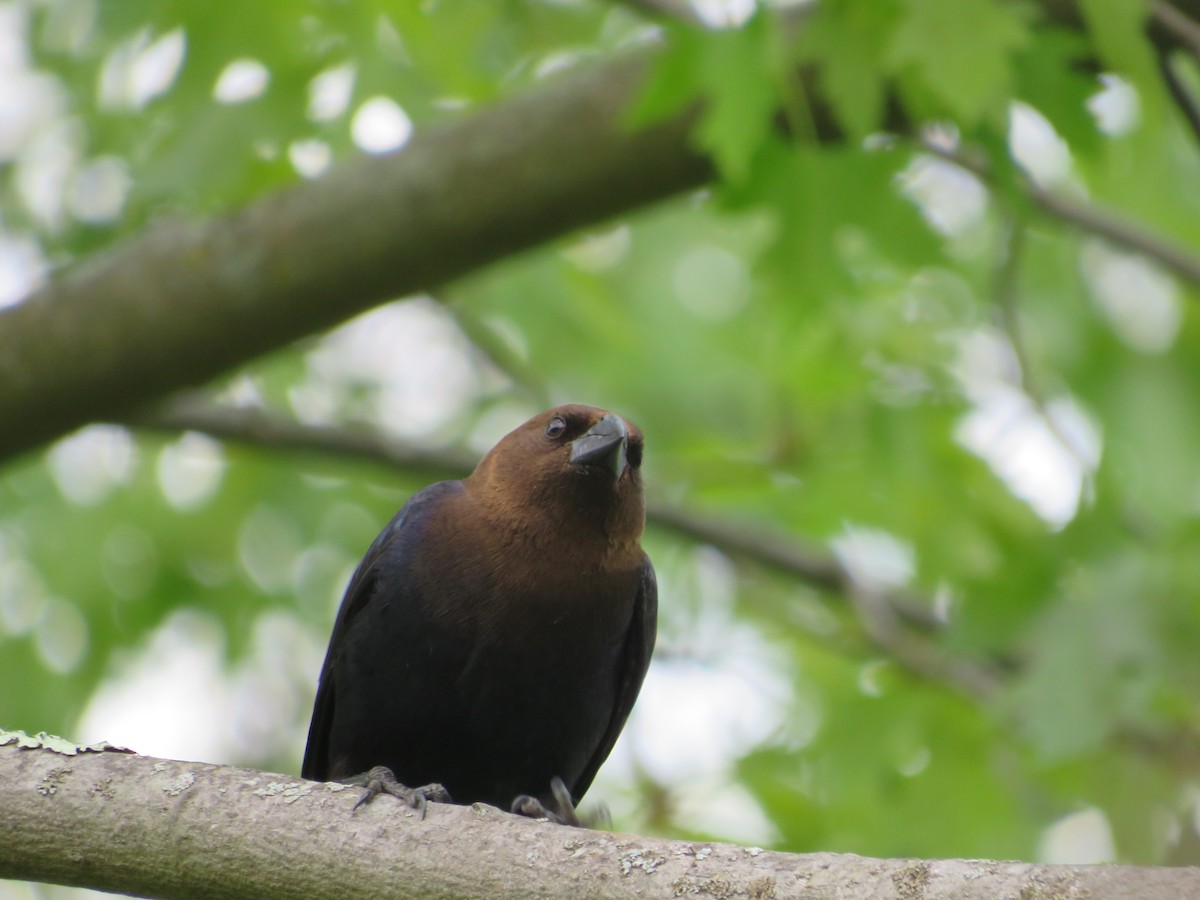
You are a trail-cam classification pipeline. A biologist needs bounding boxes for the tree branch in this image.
[440,294,556,409]
[138,396,480,481]
[0,52,710,464]
[610,0,707,28]
[923,142,1200,289]
[1158,46,1200,143]
[4,737,1198,899]
[1154,1,1200,59]
[131,398,942,632]
[993,217,1097,480]
[130,399,1014,702]
[5,0,1200,465]
[644,502,943,631]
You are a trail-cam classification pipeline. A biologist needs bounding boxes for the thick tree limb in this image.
[0,53,709,464]
[4,0,1200,465]
[3,739,1198,899]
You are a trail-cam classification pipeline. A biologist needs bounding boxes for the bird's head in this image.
[469,404,646,548]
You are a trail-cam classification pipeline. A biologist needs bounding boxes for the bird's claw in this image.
[511,776,610,828]
[348,766,450,818]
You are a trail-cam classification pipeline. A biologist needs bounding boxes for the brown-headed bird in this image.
[302,404,656,823]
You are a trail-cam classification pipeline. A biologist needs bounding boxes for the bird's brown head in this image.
[468,404,646,551]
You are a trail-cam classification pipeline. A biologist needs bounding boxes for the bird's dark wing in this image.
[570,555,658,802]
[301,480,462,781]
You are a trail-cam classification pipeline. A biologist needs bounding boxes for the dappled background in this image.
[4,1,1200,895]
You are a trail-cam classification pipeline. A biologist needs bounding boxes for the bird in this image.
[302,404,657,824]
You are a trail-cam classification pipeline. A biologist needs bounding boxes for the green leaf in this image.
[626,24,708,127]
[1077,0,1162,120]
[886,0,1028,124]
[731,141,941,300]
[797,0,901,139]
[1002,557,1162,761]
[631,16,780,184]
[693,14,780,183]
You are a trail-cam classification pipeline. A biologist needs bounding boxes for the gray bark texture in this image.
[1,741,1199,899]
[0,52,710,464]
[2,0,1199,466]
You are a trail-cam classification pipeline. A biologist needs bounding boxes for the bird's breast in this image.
[417,504,641,636]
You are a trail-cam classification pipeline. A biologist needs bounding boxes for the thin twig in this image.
[1154,1,1200,59]
[1032,189,1200,286]
[922,141,1200,289]
[438,296,555,410]
[610,0,707,28]
[130,397,944,634]
[129,399,1014,700]
[133,398,480,480]
[843,580,1003,700]
[668,516,1006,699]
[993,217,1097,489]
[1158,48,1200,143]
[645,504,943,630]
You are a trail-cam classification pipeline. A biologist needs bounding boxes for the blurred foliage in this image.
[4,0,1200,878]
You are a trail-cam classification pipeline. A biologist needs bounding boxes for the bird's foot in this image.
[511,776,610,828]
[345,765,451,818]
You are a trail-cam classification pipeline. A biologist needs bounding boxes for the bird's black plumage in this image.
[302,405,656,816]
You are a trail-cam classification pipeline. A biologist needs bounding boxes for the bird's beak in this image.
[569,414,628,478]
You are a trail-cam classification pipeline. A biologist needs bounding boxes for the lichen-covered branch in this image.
[2,737,1197,899]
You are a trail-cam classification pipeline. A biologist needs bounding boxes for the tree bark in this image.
[2,740,1197,899]
[0,52,710,464]
[1,0,1198,465]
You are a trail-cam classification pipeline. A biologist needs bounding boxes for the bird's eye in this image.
[545,416,567,440]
